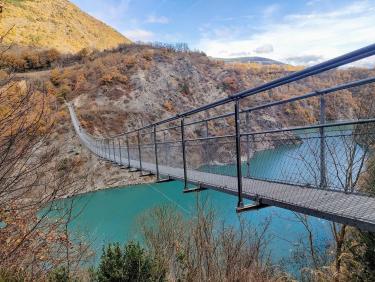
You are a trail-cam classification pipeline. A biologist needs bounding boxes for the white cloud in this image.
[195,2,375,66]
[263,4,280,18]
[123,29,155,41]
[254,44,274,54]
[286,55,323,65]
[146,15,170,24]
[228,51,252,57]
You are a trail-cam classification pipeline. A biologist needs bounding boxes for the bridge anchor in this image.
[140,171,154,177]
[128,168,141,172]
[183,184,207,193]
[156,176,174,183]
[236,198,268,213]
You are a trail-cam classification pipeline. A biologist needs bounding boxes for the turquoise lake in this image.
[48,128,364,268]
[50,181,331,266]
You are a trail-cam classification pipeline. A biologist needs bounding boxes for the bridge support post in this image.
[112,139,116,163]
[103,140,105,159]
[164,132,169,166]
[153,125,160,181]
[234,100,245,209]
[320,93,327,188]
[205,119,209,165]
[105,139,108,159]
[137,131,143,172]
[108,139,111,161]
[126,135,131,168]
[102,140,105,159]
[181,118,205,193]
[118,139,124,168]
[245,111,251,178]
[181,118,188,190]
[110,139,113,162]
[106,139,109,159]
[100,140,103,158]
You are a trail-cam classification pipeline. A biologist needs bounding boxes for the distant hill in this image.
[212,56,285,65]
[0,0,131,53]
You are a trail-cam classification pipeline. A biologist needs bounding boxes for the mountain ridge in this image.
[0,0,131,53]
[212,56,285,65]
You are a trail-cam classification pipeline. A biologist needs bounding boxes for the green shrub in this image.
[48,267,70,282]
[95,241,165,282]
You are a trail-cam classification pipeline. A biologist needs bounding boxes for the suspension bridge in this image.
[68,43,375,232]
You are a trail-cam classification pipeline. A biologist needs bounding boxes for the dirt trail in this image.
[13,64,79,80]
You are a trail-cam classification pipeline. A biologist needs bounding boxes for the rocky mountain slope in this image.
[61,45,374,136]
[0,0,131,53]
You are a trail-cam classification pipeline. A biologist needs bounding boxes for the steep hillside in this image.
[34,44,375,136]
[0,0,131,53]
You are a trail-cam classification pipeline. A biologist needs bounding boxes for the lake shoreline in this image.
[62,174,155,199]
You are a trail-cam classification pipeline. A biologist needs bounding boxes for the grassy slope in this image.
[0,0,131,53]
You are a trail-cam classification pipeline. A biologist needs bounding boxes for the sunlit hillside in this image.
[0,0,131,53]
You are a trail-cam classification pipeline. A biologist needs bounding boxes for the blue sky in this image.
[71,0,375,65]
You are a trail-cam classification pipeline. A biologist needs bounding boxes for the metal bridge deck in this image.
[123,157,375,232]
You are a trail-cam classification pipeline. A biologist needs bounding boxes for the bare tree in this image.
[0,30,91,280]
[138,201,283,282]
[289,95,375,281]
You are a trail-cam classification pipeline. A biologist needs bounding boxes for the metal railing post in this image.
[126,135,131,168]
[154,125,160,180]
[109,139,112,160]
[205,119,209,164]
[102,140,105,158]
[102,140,104,157]
[164,131,169,166]
[137,130,143,171]
[109,139,111,160]
[104,139,108,159]
[118,139,122,165]
[320,93,327,188]
[100,140,103,157]
[246,111,251,178]
[235,100,244,208]
[181,118,188,190]
[112,139,116,162]
[108,139,111,160]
